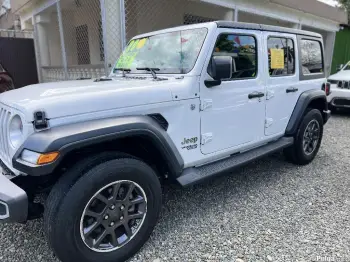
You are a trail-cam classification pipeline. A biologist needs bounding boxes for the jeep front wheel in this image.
[44,157,161,262]
[284,109,324,165]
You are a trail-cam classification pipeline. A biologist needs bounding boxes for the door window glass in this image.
[267,37,295,76]
[300,39,323,74]
[211,34,257,79]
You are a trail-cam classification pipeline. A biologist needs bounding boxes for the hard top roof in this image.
[215,21,322,38]
[133,21,322,40]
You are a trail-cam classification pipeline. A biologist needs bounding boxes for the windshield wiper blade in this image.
[114,67,131,77]
[136,67,160,79]
[94,77,112,82]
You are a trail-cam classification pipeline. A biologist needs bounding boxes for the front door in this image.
[264,32,300,136]
[200,29,266,155]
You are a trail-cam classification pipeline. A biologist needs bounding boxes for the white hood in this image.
[328,70,350,81]
[0,77,176,121]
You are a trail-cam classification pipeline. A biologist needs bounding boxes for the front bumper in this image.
[330,97,350,108]
[327,85,350,108]
[0,171,28,223]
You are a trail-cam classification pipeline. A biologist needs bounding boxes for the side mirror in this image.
[205,56,233,88]
[337,64,344,72]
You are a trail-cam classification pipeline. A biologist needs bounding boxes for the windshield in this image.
[114,28,208,74]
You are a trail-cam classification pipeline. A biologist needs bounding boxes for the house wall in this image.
[126,0,231,41]
[0,11,16,29]
[44,0,102,67]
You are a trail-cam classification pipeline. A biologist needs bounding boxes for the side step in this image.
[177,137,294,186]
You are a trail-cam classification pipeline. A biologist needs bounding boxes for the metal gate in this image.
[0,30,38,89]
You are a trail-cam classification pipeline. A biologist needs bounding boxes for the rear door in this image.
[264,32,300,136]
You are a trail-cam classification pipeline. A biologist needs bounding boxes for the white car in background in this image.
[328,61,350,109]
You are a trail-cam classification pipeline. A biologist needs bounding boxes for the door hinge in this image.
[201,133,213,145]
[200,99,213,111]
[266,90,274,100]
[265,118,273,128]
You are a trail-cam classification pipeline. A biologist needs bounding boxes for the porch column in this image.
[234,8,239,22]
[101,0,125,75]
[324,31,336,76]
[34,14,51,67]
[224,10,234,21]
[292,23,301,29]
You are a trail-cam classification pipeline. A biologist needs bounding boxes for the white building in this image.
[10,0,348,82]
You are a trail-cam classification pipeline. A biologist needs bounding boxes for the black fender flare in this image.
[285,89,330,136]
[13,115,184,177]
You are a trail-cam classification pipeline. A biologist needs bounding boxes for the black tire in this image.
[284,109,323,165]
[44,154,161,262]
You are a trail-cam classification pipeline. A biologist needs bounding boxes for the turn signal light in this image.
[37,152,60,165]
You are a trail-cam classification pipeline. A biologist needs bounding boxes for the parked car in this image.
[0,21,330,262]
[0,63,14,93]
[327,61,350,109]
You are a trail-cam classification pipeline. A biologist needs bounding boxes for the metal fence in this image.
[0,29,33,38]
[33,0,231,82]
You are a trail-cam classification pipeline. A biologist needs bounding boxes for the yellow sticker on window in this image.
[137,38,147,49]
[116,39,144,68]
[270,49,285,69]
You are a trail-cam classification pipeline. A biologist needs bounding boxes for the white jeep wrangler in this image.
[327,61,350,109]
[0,21,330,262]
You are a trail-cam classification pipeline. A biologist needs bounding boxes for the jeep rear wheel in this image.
[284,109,323,165]
[44,157,161,262]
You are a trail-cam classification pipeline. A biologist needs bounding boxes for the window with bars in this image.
[98,20,105,62]
[184,14,215,25]
[76,24,91,65]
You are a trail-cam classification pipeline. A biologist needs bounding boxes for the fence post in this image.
[56,0,68,80]
[33,17,43,83]
[120,0,126,51]
[101,0,109,76]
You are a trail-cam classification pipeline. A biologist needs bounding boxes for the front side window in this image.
[211,34,257,79]
[300,39,323,75]
[267,37,295,76]
[115,28,208,74]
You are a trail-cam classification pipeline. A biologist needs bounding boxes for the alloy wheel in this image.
[302,119,320,155]
[80,180,147,252]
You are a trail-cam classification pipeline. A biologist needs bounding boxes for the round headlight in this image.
[9,115,23,148]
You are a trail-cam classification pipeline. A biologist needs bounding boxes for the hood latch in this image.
[33,111,49,130]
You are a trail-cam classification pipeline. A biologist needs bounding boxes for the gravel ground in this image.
[1,113,350,262]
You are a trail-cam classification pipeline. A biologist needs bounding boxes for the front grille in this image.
[333,98,350,107]
[337,81,350,89]
[0,105,12,163]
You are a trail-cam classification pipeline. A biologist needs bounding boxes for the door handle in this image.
[286,87,298,93]
[248,92,265,99]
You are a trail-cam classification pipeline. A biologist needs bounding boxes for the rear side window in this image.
[212,34,257,80]
[267,37,295,76]
[300,39,323,75]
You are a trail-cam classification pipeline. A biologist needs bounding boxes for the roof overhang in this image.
[270,0,348,25]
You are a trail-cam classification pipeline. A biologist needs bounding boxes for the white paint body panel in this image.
[0,22,326,173]
[328,63,350,81]
[327,62,350,103]
[200,29,266,155]
[264,32,300,136]
[327,86,350,103]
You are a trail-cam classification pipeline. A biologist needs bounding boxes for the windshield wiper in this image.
[94,77,112,82]
[114,68,131,77]
[136,67,160,79]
